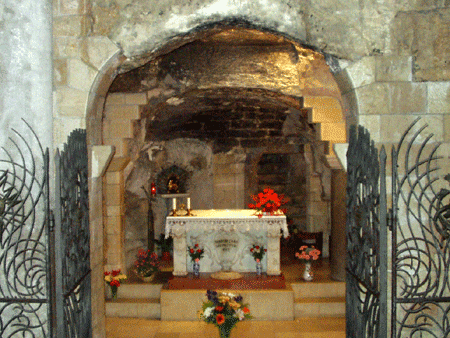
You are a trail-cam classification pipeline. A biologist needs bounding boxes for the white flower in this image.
[225,292,236,298]
[203,306,214,318]
[235,308,245,321]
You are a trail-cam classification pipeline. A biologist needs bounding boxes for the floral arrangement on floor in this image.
[198,290,252,338]
[134,249,161,278]
[188,243,204,262]
[104,269,127,299]
[295,245,321,261]
[249,244,267,263]
[248,187,288,218]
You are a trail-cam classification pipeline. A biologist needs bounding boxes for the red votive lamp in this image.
[151,182,156,195]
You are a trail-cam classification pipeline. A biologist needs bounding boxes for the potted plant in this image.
[248,187,288,218]
[134,248,161,282]
[295,245,321,281]
[153,233,173,261]
[199,290,251,338]
[104,269,127,300]
[249,244,267,275]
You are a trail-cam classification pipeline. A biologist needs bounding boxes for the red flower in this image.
[104,271,110,276]
[197,249,202,253]
[195,244,199,248]
[111,269,120,277]
[190,248,195,253]
[250,248,254,252]
[216,314,225,325]
[255,246,260,250]
[243,307,250,314]
[215,306,224,312]
[110,279,120,287]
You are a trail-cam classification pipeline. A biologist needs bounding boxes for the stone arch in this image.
[82,20,358,336]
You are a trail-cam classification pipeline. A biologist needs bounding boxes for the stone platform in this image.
[166,272,286,290]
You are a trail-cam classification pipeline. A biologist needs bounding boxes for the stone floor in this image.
[105,316,346,338]
[106,247,346,337]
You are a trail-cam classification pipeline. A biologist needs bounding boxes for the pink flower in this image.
[195,258,200,262]
[256,258,260,263]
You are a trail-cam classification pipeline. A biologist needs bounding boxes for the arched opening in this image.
[86,23,352,330]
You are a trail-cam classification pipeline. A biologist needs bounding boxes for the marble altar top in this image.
[168,209,284,218]
[165,209,289,238]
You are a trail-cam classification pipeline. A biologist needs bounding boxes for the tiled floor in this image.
[106,248,346,337]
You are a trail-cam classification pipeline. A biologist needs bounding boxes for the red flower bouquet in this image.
[188,243,204,262]
[248,187,288,218]
[104,269,127,299]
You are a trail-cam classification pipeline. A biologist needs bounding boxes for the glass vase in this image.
[256,260,262,276]
[110,284,118,300]
[193,261,200,277]
[218,323,233,338]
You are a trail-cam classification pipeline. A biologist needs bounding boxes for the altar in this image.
[165,209,288,276]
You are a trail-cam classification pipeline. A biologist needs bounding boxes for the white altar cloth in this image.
[165,209,288,276]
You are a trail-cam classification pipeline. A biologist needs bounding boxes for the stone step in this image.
[117,283,162,299]
[106,298,161,319]
[290,281,345,299]
[160,288,295,321]
[294,296,346,318]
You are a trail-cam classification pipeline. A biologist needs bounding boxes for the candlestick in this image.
[187,197,190,210]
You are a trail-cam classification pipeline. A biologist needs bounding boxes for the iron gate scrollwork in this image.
[391,119,450,337]
[346,124,388,337]
[0,121,52,337]
[54,129,91,338]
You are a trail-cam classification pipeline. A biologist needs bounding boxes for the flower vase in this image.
[193,261,200,277]
[256,261,262,276]
[302,262,313,281]
[140,274,155,283]
[218,323,233,338]
[110,285,118,300]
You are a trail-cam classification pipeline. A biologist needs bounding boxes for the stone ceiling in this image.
[108,28,332,149]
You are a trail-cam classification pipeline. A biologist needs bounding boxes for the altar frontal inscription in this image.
[214,238,239,252]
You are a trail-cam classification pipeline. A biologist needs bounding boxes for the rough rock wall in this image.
[89,0,450,82]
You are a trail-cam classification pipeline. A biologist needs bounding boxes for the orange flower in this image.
[216,314,225,325]
[215,306,224,312]
[243,307,250,314]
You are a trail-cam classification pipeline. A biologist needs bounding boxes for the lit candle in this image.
[187,197,190,210]
[172,198,176,210]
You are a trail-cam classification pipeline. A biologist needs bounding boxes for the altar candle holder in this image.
[185,208,192,216]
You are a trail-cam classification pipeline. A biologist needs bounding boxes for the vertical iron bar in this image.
[54,149,65,338]
[391,145,398,337]
[379,146,388,338]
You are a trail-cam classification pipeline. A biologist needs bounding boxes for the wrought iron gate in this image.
[346,125,388,337]
[390,120,450,337]
[54,129,91,338]
[347,118,450,337]
[0,123,91,337]
[0,122,52,336]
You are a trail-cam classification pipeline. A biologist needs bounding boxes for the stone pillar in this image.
[171,224,188,276]
[330,169,347,281]
[0,0,53,152]
[266,227,282,276]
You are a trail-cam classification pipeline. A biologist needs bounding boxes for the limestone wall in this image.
[4,0,448,337]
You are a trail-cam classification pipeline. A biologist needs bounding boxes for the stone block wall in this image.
[43,0,450,336]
